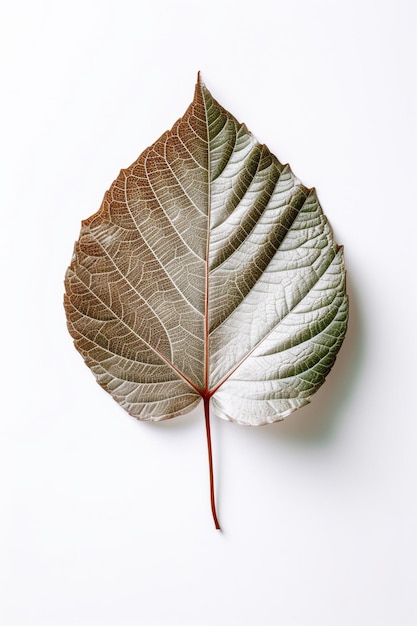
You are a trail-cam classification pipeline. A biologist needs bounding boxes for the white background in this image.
[1,1,416,625]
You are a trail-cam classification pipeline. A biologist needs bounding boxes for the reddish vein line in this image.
[201,75,221,530]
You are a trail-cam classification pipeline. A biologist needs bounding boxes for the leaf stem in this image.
[203,395,221,530]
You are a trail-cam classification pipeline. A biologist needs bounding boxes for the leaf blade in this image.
[64,75,348,424]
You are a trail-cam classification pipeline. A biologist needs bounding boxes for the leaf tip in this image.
[197,70,205,87]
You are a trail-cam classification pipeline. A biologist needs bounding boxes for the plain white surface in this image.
[1,1,416,624]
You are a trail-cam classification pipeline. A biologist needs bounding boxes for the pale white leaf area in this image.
[1,1,416,626]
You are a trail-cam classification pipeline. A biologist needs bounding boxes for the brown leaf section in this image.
[65,80,212,419]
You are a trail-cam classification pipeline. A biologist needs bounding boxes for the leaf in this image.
[64,74,348,528]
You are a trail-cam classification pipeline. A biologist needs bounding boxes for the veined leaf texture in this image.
[64,74,348,528]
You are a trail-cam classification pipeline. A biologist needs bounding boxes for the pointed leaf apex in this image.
[197,70,205,87]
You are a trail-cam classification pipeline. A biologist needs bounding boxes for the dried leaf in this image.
[64,74,348,527]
